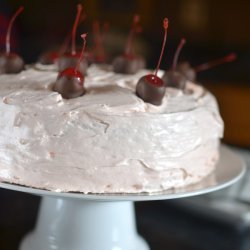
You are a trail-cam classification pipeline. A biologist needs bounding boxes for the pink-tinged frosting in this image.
[0,64,223,193]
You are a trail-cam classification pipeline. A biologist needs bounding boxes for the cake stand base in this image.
[20,197,149,250]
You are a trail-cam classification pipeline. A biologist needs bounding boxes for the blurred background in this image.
[0,0,250,249]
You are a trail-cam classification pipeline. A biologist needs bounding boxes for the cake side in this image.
[0,65,223,193]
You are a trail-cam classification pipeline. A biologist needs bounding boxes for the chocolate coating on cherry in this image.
[176,61,196,81]
[0,7,24,74]
[54,33,87,99]
[113,14,145,74]
[38,51,59,65]
[137,55,146,70]
[54,68,85,99]
[0,52,24,74]
[162,70,186,89]
[58,53,88,75]
[162,38,187,89]
[113,55,144,74]
[136,75,166,105]
[136,18,168,105]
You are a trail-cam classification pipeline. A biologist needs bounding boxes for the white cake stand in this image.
[0,145,245,250]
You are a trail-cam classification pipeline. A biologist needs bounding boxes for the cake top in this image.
[0,64,223,193]
[0,64,213,117]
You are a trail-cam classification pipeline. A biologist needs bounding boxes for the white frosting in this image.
[0,64,223,193]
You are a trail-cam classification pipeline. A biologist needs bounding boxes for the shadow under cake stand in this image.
[0,145,245,250]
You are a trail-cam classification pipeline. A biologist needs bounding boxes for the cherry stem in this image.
[93,21,103,54]
[71,4,83,55]
[125,14,140,56]
[102,22,110,42]
[93,20,100,42]
[59,30,72,55]
[75,33,87,72]
[172,38,186,70]
[6,6,24,54]
[194,53,237,72]
[59,12,86,56]
[154,18,168,76]
[93,21,109,61]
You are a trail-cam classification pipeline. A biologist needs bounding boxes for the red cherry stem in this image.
[6,6,24,54]
[93,21,103,55]
[75,33,87,72]
[124,14,140,56]
[172,38,186,70]
[154,18,168,76]
[194,53,237,72]
[71,4,83,55]
[59,12,87,56]
[59,30,72,55]
[102,22,109,43]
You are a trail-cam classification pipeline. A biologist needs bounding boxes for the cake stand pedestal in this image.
[0,146,245,250]
[21,199,147,250]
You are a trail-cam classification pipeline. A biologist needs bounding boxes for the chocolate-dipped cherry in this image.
[177,53,237,81]
[38,32,71,65]
[57,4,88,75]
[0,6,24,74]
[38,51,59,65]
[112,14,145,74]
[54,34,87,99]
[162,38,187,89]
[136,18,168,106]
[176,61,196,81]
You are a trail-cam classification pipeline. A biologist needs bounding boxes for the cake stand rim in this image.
[0,144,246,201]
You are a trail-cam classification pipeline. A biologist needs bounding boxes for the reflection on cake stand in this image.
[0,145,245,250]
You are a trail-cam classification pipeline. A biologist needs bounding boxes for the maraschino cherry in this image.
[0,6,24,74]
[38,31,71,65]
[112,14,145,74]
[57,4,88,75]
[38,51,59,65]
[177,53,237,81]
[136,18,168,106]
[54,34,87,99]
[162,38,187,89]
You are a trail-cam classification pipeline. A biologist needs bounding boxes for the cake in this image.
[0,64,223,193]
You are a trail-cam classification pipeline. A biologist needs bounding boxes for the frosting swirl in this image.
[0,64,223,193]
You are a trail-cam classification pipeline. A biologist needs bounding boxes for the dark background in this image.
[1,0,249,82]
